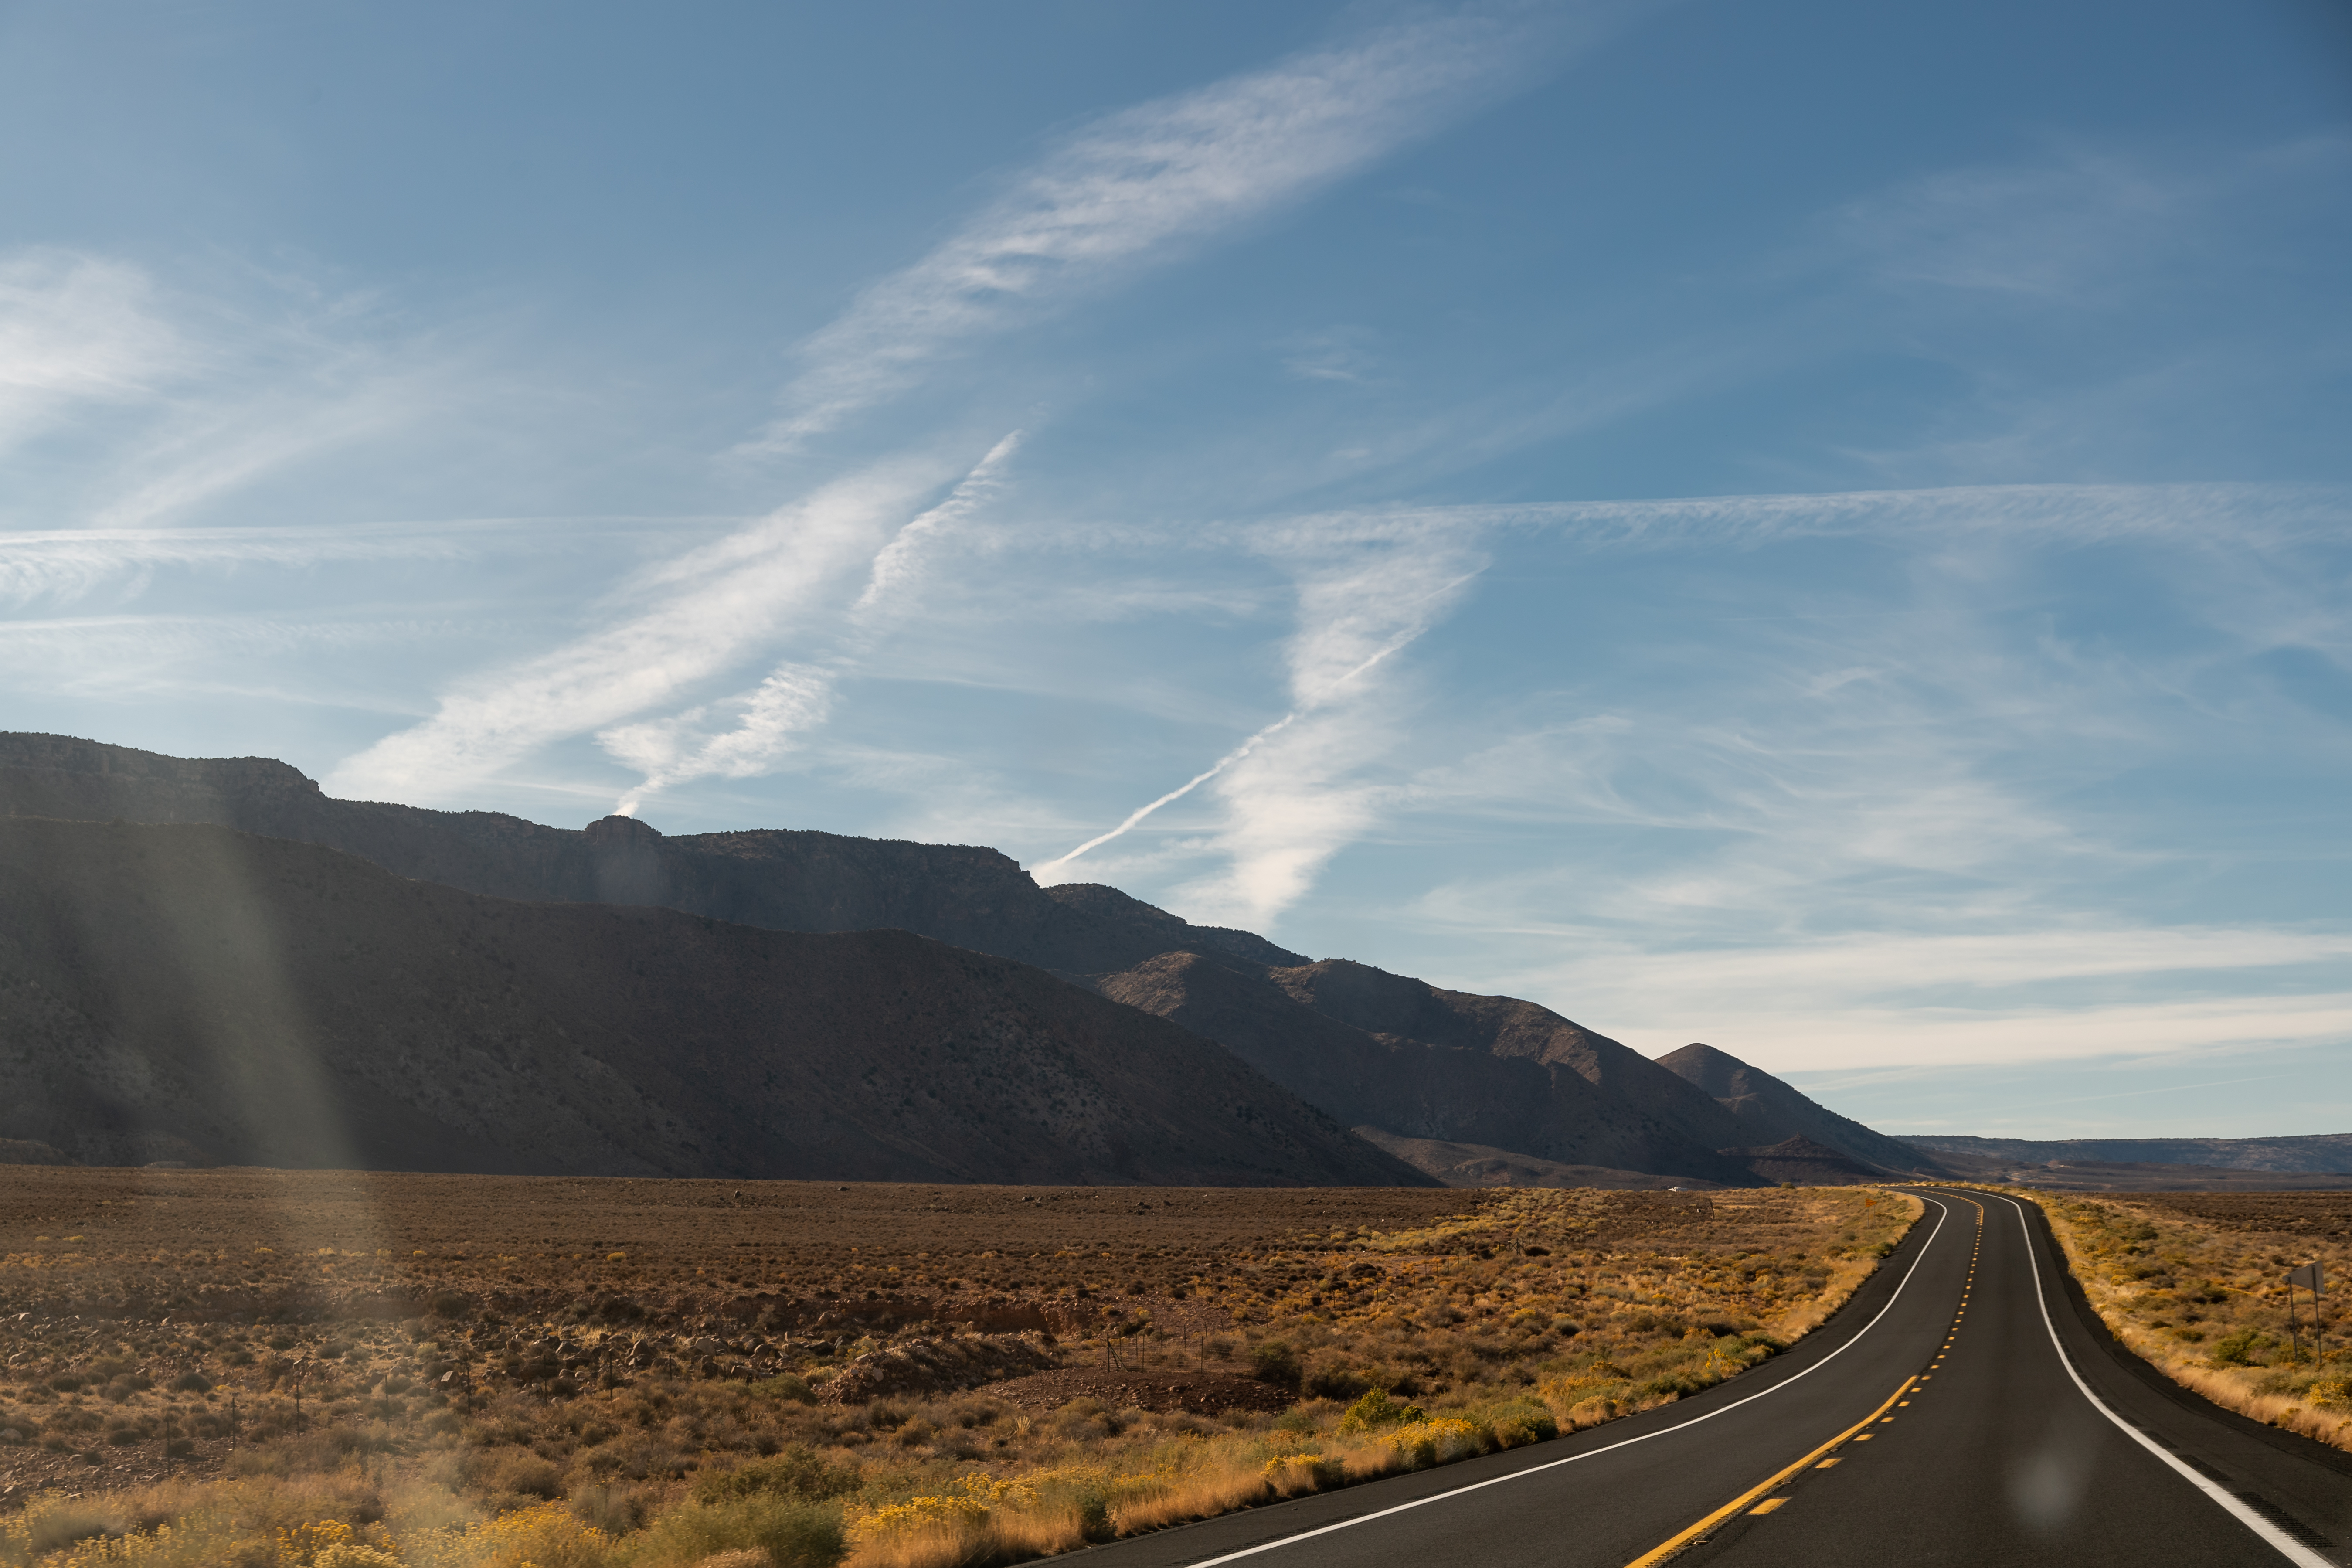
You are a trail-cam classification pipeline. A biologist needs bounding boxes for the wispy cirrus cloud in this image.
[322,5,1620,808]
[599,661,836,816]
[328,459,956,804]
[1038,514,1487,926]
[852,431,1023,617]
[752,3,1621,451]
[0,245,492,536]
[0,251,184,452]
[0,525,475,607]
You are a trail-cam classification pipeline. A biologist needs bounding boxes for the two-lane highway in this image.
[1083,1190,2352,1567]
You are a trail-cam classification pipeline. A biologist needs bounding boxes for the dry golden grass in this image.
[0,1174,1919,1567]
[2029,1190,2352,1453]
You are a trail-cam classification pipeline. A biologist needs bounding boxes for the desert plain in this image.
[0,1167,1913,1567]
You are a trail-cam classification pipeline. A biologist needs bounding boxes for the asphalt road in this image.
[1082,1189,2352,1568]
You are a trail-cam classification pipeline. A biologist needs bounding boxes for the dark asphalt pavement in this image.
[1077,1190,2352,1568]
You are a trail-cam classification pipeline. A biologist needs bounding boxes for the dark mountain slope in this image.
[1,735,1931,1186]
[0,816,1423,1186]
[1350,1127,1724,1190]
[1095,953,1751,1183]
[0,735,1281,977]
[1264,961,1756,1153]
[1655,1042,1942,1176]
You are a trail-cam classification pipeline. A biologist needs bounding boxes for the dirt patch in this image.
[2127,1193,2352,1237]
[823,1333,1059,1404]
[983,1365,1292,1415]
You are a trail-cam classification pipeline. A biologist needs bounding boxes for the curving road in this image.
[1084,1190,2352,1568]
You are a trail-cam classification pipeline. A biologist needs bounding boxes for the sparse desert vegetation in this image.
[2032,1190,2352,1451]
[0,1169,1916,1565]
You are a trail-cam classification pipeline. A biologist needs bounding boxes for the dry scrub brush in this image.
[0,1182,1917,1568]
[2031,1191,2352,1452]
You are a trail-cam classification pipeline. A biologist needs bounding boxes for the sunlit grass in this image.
[2031,1191,2351,1452]
[0,1184,1918,1566]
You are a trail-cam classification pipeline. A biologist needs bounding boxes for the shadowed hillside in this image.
[1656,1042,1937,1175]
[1095,952,1764,1183]
[0,816,1424,1185]
[0,735,1936,1187]
[0,733,1286,977]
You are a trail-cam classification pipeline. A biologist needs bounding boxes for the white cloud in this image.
[0,251,183,452]
[330,460,951,804]
[753,3,1605,449]
[1833,152,2184,302]
[0,524,476,608]
[1038,516,1489,926]
[1031,713,1298,886]
[1281,325,1380,384]
[0,246,492,535]
[852,431,1022,616]
[600,661,836,814]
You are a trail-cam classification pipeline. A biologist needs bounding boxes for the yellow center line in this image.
[1619,1375,1918,1567]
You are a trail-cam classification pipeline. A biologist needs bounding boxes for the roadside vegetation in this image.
[0,1172,1916,1567]
[2030,1190,2351,1452]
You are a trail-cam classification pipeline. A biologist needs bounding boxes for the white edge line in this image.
[1180,1196,1954,1567]
[1989,1191,2334,1568]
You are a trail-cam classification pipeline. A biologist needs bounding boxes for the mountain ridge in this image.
[1903,1133,2352,1174]
[0,815,1418,1185]
[0,734,1935,1184]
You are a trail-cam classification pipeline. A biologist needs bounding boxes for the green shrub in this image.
[691,1446,861,1506]
[571,1482,653,1535]
[748,1372,815,1404]
[627,1495,845,1568]
[1337,1388,1424,1432]
[1249,1341,1302,1390]
[1485,1397,1559,1447]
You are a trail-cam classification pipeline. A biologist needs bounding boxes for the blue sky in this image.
[4,0,2349,1139]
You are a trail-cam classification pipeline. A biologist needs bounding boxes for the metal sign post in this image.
[2288,1260,2325,1359]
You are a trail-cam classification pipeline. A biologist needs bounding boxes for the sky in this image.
[3,0,2349,1139]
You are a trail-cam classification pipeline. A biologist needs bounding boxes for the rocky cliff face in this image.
[1098,952,1760,1183]
[0,816,1426,1185]
[1,734,1922,1186]
[0,735,1285,976]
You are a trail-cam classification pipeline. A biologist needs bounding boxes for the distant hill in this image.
[0,816,1421,1186]
[1351,1127,1727,1190]
[1904,1133,2352,1175]
[1095,951,1769,1184]
[1656,1043,1939,1176]
[0,734,1931,1186]
[1718,1135,1888,1186]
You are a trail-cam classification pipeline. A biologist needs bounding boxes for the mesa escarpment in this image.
[0,734,1295,977]
[0,816,1421,1185]
[0,733,1941,1185]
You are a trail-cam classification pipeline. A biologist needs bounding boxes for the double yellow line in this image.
[1621,1373,1918,1567]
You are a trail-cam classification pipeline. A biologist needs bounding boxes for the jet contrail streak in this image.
[1034,565,1480,879]
[1032,713,1298,878]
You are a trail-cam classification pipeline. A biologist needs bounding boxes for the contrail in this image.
[1034,565,1484,879]
[1031,713,1298,879]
